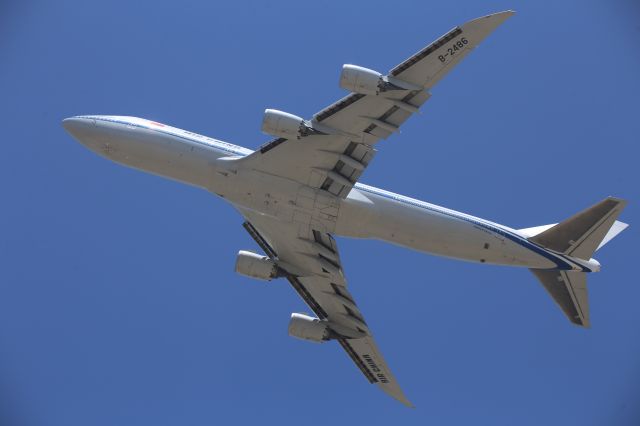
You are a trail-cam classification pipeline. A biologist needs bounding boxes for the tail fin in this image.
[528,197,628,260]
[530,269,590,327]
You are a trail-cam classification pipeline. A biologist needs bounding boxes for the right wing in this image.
[238,11,514,198]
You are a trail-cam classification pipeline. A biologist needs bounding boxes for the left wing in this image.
[239,208,413,407]
[236,11,514,198]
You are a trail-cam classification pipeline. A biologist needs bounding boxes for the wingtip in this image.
[489,10,516,21]
[377,382,414,407]
[496,9,516,17]
[396,393,414,408]
[463,10,515,32]
[395,394,415,408]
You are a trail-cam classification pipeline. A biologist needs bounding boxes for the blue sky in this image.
[1,1,639,425]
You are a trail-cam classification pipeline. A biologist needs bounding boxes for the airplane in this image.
[62,11,628,407]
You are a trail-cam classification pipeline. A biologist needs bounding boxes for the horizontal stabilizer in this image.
[529,197,627,260]
[530,269,589,327]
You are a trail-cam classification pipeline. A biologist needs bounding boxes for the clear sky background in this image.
[1,1,639,425]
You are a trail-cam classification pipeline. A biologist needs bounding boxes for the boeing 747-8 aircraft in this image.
[63,11,627,406]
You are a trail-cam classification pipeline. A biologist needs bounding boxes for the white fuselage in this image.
[63,115,596,273]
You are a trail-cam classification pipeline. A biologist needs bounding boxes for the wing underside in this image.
[235,11,514,199]
[242,217,412,406]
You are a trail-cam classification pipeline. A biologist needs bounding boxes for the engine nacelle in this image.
[261,109,308,139]
[339,64,383,95]
[235,250,278,281]
[288,313,330,343]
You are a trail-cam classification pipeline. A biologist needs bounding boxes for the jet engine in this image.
[339,64,423,95]
[288,313,331,343]
[339,64,384,95]
[261,109,320,140]
[235,250,279,281]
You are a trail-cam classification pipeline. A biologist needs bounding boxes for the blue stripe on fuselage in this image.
[354,185,586,272]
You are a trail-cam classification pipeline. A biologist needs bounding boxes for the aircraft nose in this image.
[62,116,95,139]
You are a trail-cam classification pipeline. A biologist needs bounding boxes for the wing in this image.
[239,208,413,407]
[237,11,514,198]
